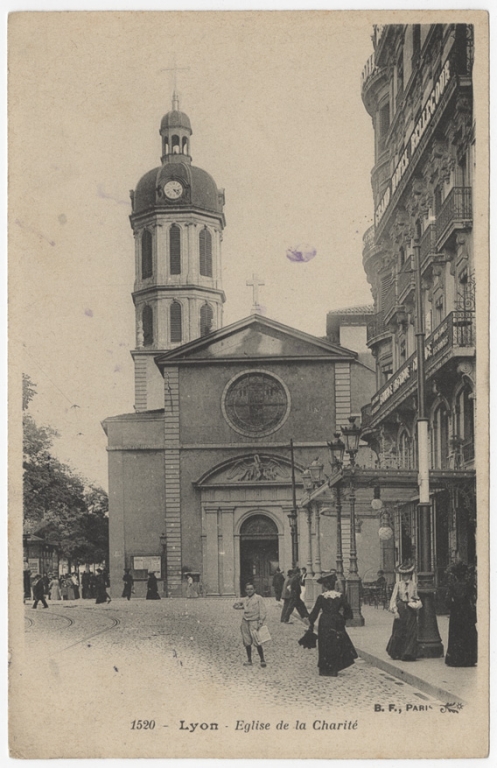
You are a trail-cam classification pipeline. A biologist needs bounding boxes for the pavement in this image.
[347,605,476,705]
[15,596,480,758]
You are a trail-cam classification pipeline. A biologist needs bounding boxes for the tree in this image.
[22,375,109,566]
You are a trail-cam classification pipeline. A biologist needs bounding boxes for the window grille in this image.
[199,228,213,277]
[170,225,181,275]
[170,301,182,343]
[141,230,153,279]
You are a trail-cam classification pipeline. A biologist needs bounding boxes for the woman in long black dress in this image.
[95,569,111,604]
[146,571,161,600]
[308,571,357,677]
[386,563,419,661]
[445,562,477,667]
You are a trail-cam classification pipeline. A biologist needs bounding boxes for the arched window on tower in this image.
[141,230,153,279]
[142,305,153,347]
[163,137,169,156]
[172,135,180,154]
[200,303,214,337]
[169,224,181,275]
[170,301,182,343]
[182,136,188,155]
[199,227,213,277]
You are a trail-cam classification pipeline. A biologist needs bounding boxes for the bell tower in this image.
[130,95,226,411]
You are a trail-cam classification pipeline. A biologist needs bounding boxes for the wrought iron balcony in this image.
[420,224,438,270]
[436,187,472,247]
[397,258,415,303]
[370,311,475,420]
[366,311,389,344]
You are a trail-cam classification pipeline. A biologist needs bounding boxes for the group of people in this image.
[239,568,358,678]
[386,560,477,667]
[26,568,112,608]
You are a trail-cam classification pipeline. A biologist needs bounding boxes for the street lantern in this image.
[341,415,361,459]
[302,469,313,491]
[309,457,324,485]
[327,432,345,469]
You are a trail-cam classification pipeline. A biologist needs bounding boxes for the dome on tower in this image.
[160,110,192,132]
[133,162,224,216]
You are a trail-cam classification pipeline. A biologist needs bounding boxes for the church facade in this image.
[103,96,376,598]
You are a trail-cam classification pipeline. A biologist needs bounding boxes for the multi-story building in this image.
[360,24,476,606]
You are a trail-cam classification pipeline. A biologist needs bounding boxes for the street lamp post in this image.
[327,433,346,593]
[413,228,443,657]
[159,533,168,597]
[302,470,314,575]
[341,416,365,627]
[288,439,299,569]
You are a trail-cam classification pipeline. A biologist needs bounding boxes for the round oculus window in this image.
[222,371,290,437]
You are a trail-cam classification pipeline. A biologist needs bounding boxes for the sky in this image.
[11,12,378,490]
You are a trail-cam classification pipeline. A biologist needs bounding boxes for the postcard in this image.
[8,10,489,759]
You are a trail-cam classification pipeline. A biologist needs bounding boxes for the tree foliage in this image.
[22,375,109,565]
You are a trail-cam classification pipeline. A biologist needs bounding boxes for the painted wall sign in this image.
[375,59,452,228]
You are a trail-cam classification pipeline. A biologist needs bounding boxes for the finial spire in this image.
[172,90,180,111]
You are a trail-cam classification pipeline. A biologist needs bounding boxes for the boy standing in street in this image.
[239,583,267,667]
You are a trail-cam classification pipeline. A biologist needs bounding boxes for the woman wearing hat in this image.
[386,563,419,661]
[307,571,357,677]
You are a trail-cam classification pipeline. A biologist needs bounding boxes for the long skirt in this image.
[445,602,477,667]
[317,616,357,676]
[50,585,61,600]
[386,600,418,661]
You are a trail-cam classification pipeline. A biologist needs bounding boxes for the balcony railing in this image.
[397,258,415,301]
[363,225,375,251]
[436,187,472,245]
[370,311,475,417]
[382,282,398,320]
[462,441,475,463]
[420,224,438,267]
[367,311,388,343]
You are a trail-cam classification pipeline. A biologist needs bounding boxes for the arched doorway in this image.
[239,514,279,597]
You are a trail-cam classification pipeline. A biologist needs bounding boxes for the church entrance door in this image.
[239,514,279,597]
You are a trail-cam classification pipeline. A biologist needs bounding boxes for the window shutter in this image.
[170,301,182,343]
[199,228,212,277]
[141,230,153,279]
[170,225,181,275]
[200,303,213,336]
[143,305,153,346]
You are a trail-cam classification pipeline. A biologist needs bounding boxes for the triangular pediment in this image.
[155,315,357,366]
[195,453,305,487]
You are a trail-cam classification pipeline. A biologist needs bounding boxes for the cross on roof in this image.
[246,273,265,313]
[160,54,190,109]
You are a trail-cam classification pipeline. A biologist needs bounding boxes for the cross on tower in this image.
[160,54,190,108]
[246,273,265,313]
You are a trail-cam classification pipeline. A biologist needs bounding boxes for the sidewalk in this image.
[347,605,476,704]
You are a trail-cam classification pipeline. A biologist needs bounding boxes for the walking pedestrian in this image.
[23,562,31,602]
[71,571,80,599]
[386,563,420,661]
[300,567,308,602]
[445,561,477,667]
[272,568,285,602]
[286,567,310,624]
[186,574,197,598]
[238,582,268,667]
[95,568,112,604]
[122,568,134,600]
[280,569,294,623]
[32,575,49,609]
[146,571,161,600]
[306,571,357,677]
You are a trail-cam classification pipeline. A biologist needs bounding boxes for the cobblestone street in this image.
[13,597,472,758]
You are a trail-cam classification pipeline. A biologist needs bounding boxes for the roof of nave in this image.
[327,304,375,316]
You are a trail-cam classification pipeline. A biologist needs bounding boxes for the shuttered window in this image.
[143,305,153,346]
[170,225,181,275]
[199,228,212,277]
[200,303,213,337]
[170,301,182,343]
[141,230,153,279]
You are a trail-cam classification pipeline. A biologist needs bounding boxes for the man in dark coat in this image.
[286,567,310,623]
[32,575,48,609]
[122,568,134,600]
[81,570,91,599]
[272,568,285,602]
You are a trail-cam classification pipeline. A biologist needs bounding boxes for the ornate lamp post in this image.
[341,416,365,626]
[302,469,314,576]
[327,432,346,592]
[309,459,324,578]
[287,438,299,569]
[413,226,443,656]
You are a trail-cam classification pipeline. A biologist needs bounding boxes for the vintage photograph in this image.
[9,11,488,759]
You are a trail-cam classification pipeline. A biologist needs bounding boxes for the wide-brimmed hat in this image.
[396,562,415,574]
[317,570,337,585]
